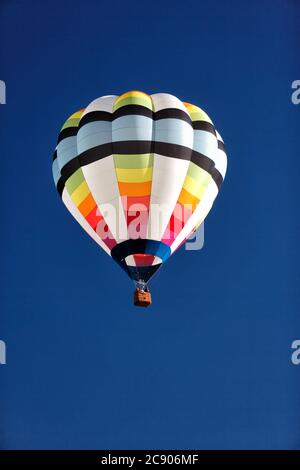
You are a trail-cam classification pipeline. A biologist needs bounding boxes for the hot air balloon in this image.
[52,91,227,307]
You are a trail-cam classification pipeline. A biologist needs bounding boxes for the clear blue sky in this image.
[0,0,300,450]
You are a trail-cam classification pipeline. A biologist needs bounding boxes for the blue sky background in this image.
[0,0,300,450]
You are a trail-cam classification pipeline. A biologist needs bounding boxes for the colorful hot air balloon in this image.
[52,91,227,306]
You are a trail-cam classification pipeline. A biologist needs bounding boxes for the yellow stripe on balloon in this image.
[115,90,151,102]
[183,175,210,200]
[116,167,152,183]
[70,180,90,206]
[113,91,153,111]
[178,187,200,211]
[184,103,212,123]
[61,110,85,130]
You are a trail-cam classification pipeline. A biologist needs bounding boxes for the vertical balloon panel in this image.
[112,91,155,269]
[148,93,193,246]
[77,96,125,248]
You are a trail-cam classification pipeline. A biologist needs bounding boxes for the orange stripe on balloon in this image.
[78,193,97,218]
[118,181,152,197]
[178,188,200,211]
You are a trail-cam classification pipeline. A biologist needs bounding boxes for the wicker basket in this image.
[133,289,152,307]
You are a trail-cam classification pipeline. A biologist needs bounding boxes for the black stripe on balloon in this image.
[78,111,112,128]
[60,157,80,182]
[114,106,194,125]
[59,141,223,191]
[154,108,192,125]
[74,105,219,140]
[59,143,113,183]
[77,106,195,127]
[212,170,223,190]
[78,142,112,166]
[113,104,153,120]
[52,150,57,162]
[57,127,78,144]
[111,239,151,263]
[154,141,193,160]
[191,151,216,176]
[193,120,216,135]
[112,141,154,155]
[111,239,171,264]
[56,177,64,197]
[218,140,225,152]
[110,141,223,189]
[58,109,217,147]
[79,140,193,161]
[212,168,223,189]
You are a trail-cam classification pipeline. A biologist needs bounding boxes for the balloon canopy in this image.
[52,91,227,291]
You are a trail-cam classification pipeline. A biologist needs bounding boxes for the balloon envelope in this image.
[52,91,227,285]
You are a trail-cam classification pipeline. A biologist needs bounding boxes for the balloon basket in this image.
[133,288,152,307]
